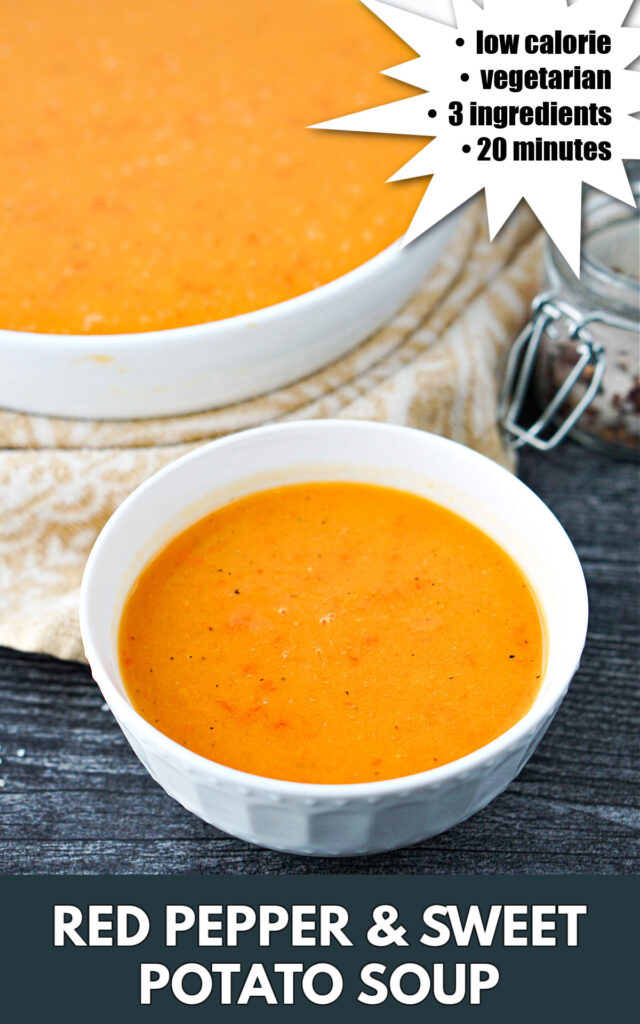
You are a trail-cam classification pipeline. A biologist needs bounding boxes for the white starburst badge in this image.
[313,0,640,274]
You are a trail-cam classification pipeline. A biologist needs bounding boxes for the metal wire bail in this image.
[499,290,608,452]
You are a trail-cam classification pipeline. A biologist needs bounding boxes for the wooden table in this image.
[1,440,638,874]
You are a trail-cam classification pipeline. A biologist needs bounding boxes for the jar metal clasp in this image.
[499,290,609,451]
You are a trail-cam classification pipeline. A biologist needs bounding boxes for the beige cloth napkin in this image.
[0,201,543,661]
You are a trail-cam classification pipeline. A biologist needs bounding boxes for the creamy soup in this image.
[0,0,425,334]
[119,483,545,784]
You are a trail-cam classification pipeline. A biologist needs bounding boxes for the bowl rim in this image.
[80,420,589,799]
[0,220,452,350]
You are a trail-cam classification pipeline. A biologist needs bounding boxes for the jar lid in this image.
[546,162,640,322]
[499,163,639,458]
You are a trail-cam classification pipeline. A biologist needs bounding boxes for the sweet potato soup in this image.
[1,0,425,335]
[119,483,545,784]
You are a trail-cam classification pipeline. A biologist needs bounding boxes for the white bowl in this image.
[0,214,460,420]
[80,421,588,856]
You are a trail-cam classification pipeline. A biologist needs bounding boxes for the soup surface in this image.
[119,483,545,784]
[0,0,425,335]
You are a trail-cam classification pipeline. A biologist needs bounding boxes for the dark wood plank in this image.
[1,440,638,874]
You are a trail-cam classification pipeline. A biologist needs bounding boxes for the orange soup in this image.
[119,483,545,784]
[0,0,425,335]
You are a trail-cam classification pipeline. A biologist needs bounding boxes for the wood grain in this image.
[1,441,638,874]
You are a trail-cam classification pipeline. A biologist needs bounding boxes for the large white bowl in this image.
[0,213,460,420]
[80,421,588,856]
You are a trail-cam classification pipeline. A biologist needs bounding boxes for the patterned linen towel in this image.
[0,202,543,660]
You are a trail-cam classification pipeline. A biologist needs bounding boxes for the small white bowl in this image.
[80,421,588,856]
[0,213,460,420]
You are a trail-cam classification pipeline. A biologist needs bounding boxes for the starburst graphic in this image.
[314,0,640,274]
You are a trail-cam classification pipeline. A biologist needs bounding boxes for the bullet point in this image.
[462,144,471,153]
[456,37,464,46]
[461,73,469,82]
[428,109,437,118]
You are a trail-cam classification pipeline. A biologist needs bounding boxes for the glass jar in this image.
[500,164,639,460]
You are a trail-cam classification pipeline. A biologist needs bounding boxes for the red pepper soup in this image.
[119,483,545,784]
[117,483,540,786]
[0,0,424,334]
